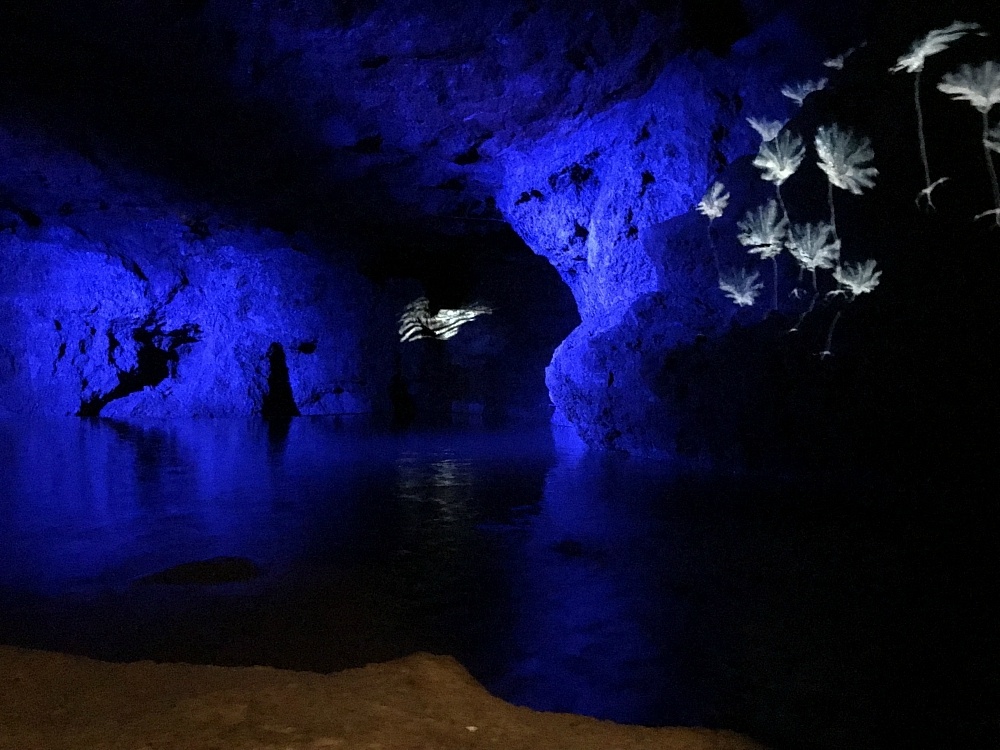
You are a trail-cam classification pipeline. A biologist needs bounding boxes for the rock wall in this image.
[7,0,975,463]
[0,128,394,419]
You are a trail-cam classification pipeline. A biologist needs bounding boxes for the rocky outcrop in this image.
[0,127,394,418]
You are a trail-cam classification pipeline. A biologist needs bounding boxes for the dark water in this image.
[0,418,994,749]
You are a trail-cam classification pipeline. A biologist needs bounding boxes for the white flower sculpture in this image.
[787,221,841,286]
[938,60,1000,113]
[754,129,805,222]
[891,22,984,209]
[746,116,787,142]
[738,199,788,310]
[833,259,882,297]
[815,123,877,237]
[822,260,882,359]
[824,46,858,70]
[753,130,805,186]
[781,78,827,106]
[398,297,492,342]
[737,199,787,259]
[718,268,764,307]
[697,181,730,220]
[938,61,1000,225]
[815,124,878,195]
[891,21,983,75]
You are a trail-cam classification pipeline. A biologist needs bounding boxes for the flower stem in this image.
[827,181,838,240]
[791,292,818,332]
[915,72,932,191]
[824,309,843,356]
[707,219,719,272]
[771,256,778,311]
[982,111,1000,227]
[776,184,789,223]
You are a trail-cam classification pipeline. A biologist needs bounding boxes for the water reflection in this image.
[0,418,990,749]
[488,446,688,725]
[0,418,377,592]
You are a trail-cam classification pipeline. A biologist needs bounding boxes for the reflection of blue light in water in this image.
[485,430,694,725]
[0,421,979,746]
[0,419,374,594]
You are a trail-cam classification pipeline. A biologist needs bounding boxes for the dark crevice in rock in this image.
[452,145,481,165]
[569,164,593,187]
[360,54,390,69]
[182,216,211,240]
[350,134,383,154]
[435,177,466,191]
[565,41,599,73]
[261,343,300,420]
[0,194,43,229]
[639,170,655,197]
[107,331,119,365]
[76,324,200,417]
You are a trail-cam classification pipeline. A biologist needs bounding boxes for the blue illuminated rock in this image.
[6,0,950,459]
[0,130,393,418]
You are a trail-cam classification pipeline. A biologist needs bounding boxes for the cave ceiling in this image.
[0,0,875,246]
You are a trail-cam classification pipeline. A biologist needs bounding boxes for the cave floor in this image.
[0,645,762,750]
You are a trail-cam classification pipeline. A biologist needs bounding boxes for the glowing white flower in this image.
[824,47,857,70]
[815,124,878,194]
[398,297,492,342]
[737,199,787,259]
[938,61,1000,113]
[891,21,984,75]
[746,116,787,142]
[753,130,805,186]
[833,259,881,297]
[718,268,764,307]
[781,78,827,106]
[787,222,840,273]
[697,181,729,220]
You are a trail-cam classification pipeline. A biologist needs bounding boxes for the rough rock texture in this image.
[0,126,393,418]
[0,646,767,750]
[0,120,576,421]
[2,0,994,459]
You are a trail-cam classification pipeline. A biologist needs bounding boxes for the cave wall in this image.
[8,0,974,462]
[0,127,394,419]
[492,11,835,441]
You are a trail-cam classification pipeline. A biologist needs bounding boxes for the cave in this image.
[0,1,996,749]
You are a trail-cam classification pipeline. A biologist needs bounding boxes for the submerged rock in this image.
[136,556,262,585]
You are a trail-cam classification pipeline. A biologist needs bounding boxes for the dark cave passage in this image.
[373,227,580,426]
